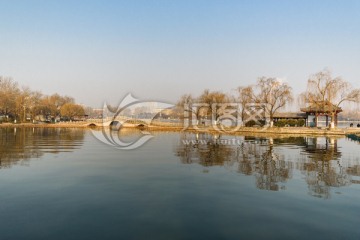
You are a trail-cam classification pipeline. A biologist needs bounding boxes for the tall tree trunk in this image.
[184,104,192,128]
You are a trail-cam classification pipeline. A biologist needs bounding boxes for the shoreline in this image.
[2,122,360,137]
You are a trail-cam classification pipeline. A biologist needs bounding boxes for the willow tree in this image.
[198,89,228,124]
[302,70,360,128]
[237,86,255,125]
[176,94,196,127]
[255,77,293,127]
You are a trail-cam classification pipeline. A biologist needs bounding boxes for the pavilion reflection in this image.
[298,137,349,198]
[175,133,360,198]
[0,128,85,169]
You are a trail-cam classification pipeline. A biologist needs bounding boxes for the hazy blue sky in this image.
[1,0,360,107]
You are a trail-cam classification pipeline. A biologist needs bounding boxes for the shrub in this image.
[274,119,305,127]
[274,120,286,127]
[245,120,266,127]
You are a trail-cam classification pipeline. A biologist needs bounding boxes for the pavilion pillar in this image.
[306,114,309,127]
[335,114,338,127]
[325,115,329,127]
[315,113,318,127]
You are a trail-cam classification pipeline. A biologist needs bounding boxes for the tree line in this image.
[176,69,360,128]
[0,76,85,122]
[2,69,360,127]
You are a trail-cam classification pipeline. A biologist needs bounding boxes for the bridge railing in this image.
[86,117,183,127]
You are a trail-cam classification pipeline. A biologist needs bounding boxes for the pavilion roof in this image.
[300,101,342,113]
[273,112,307,119]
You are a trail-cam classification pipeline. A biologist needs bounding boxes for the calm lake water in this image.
[1,128,360,240]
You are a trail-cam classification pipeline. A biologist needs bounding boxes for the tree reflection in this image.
[0,128,85,169]
[175,134,293,191]
[176,133,238,166]
[175,133,360,199]
[254,144,292,191]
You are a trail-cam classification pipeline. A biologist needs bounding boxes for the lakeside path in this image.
[2,122,360,137]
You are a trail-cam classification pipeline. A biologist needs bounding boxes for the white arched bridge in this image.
[85,117,150,128]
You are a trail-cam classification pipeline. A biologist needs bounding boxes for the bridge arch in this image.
[109,120,121,130]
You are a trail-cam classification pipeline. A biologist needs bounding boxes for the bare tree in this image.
[0,76,86,122]
[29,91,44,118]
[176,94,196,126]
[49,93,75,116]
[0,76,20,118]
[237,86,255,125]
[255,77,293,127]
[302,70,360,128]
[60,103,85,120]
[198,89,228,124]
[177,93,219,126]
[15,87,34,122]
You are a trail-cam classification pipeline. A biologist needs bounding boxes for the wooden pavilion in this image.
[300,101,342,127]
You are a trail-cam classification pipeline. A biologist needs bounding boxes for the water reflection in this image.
[0,128,85,169]
[175,133,360,199]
